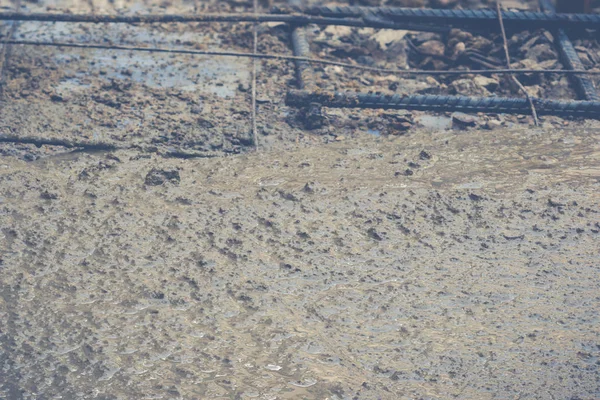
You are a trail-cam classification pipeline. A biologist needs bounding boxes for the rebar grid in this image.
[284,3,599,120]
[0,0,597,159]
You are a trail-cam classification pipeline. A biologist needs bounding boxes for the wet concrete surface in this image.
[1,127,599,399]
[1,0,600,398]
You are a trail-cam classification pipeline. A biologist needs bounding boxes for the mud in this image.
[1,0,600,399]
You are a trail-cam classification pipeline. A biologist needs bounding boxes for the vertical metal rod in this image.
[497,0,539,125]
[0,0,22,101]
[252,0,259,149]
[539,0,598,100]
[289,0,314,90]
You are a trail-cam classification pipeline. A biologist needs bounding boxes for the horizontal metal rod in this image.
[304,5,600,30]
[0,133,117,149]
[0,133,222,157]
[9,39,600,77]
[286,90,600,119]
[0,11,368,26]
[1,8,599,30]
[0,11,451,31]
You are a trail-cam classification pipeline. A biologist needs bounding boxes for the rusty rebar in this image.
[285,90,600,119]
[0,11,432,30]
[287,0,314,91]
[304,6,600,31]
[1,9,600,31]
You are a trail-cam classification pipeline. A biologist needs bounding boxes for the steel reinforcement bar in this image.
[0,12,460,33]
[0,12,365,25]
[538,0,598,101]
[286,90,600,119]
[1,9,600,30]
[288,0,314,90]
[304,6,600,31]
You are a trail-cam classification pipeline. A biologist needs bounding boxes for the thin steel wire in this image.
[496,0,539,125]
[8,39,600,77]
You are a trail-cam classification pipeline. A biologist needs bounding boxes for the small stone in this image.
[371,29,408,50]
[357,56,376,66]
[537,59,558,69]
[520,35,540,52]
[419,150,432,160]
[367,227,383,241]
[238,83,249,92]
[470,36,493,52]
[452,42,466,57]
[190,104,204,114]
[473,76,499,92]
[335,135,345,141]
[469,193,483,201]
[450,79,490,96]
[323,25,353,38]
[420,58,447,70]
[145,168,181,186]
[484,119,503,130]
[526,43,557,62]
[425,77,440,86]
[452,112,479,129]
[417,40,445,57]
[448,29,473,42]
[40,191,58,200]
[524,85,544,98]
[303,182,316,193]
[576,51,594,68]
[390,122,412,133]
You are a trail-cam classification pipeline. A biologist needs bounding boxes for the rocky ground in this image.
[1,0,600,399]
